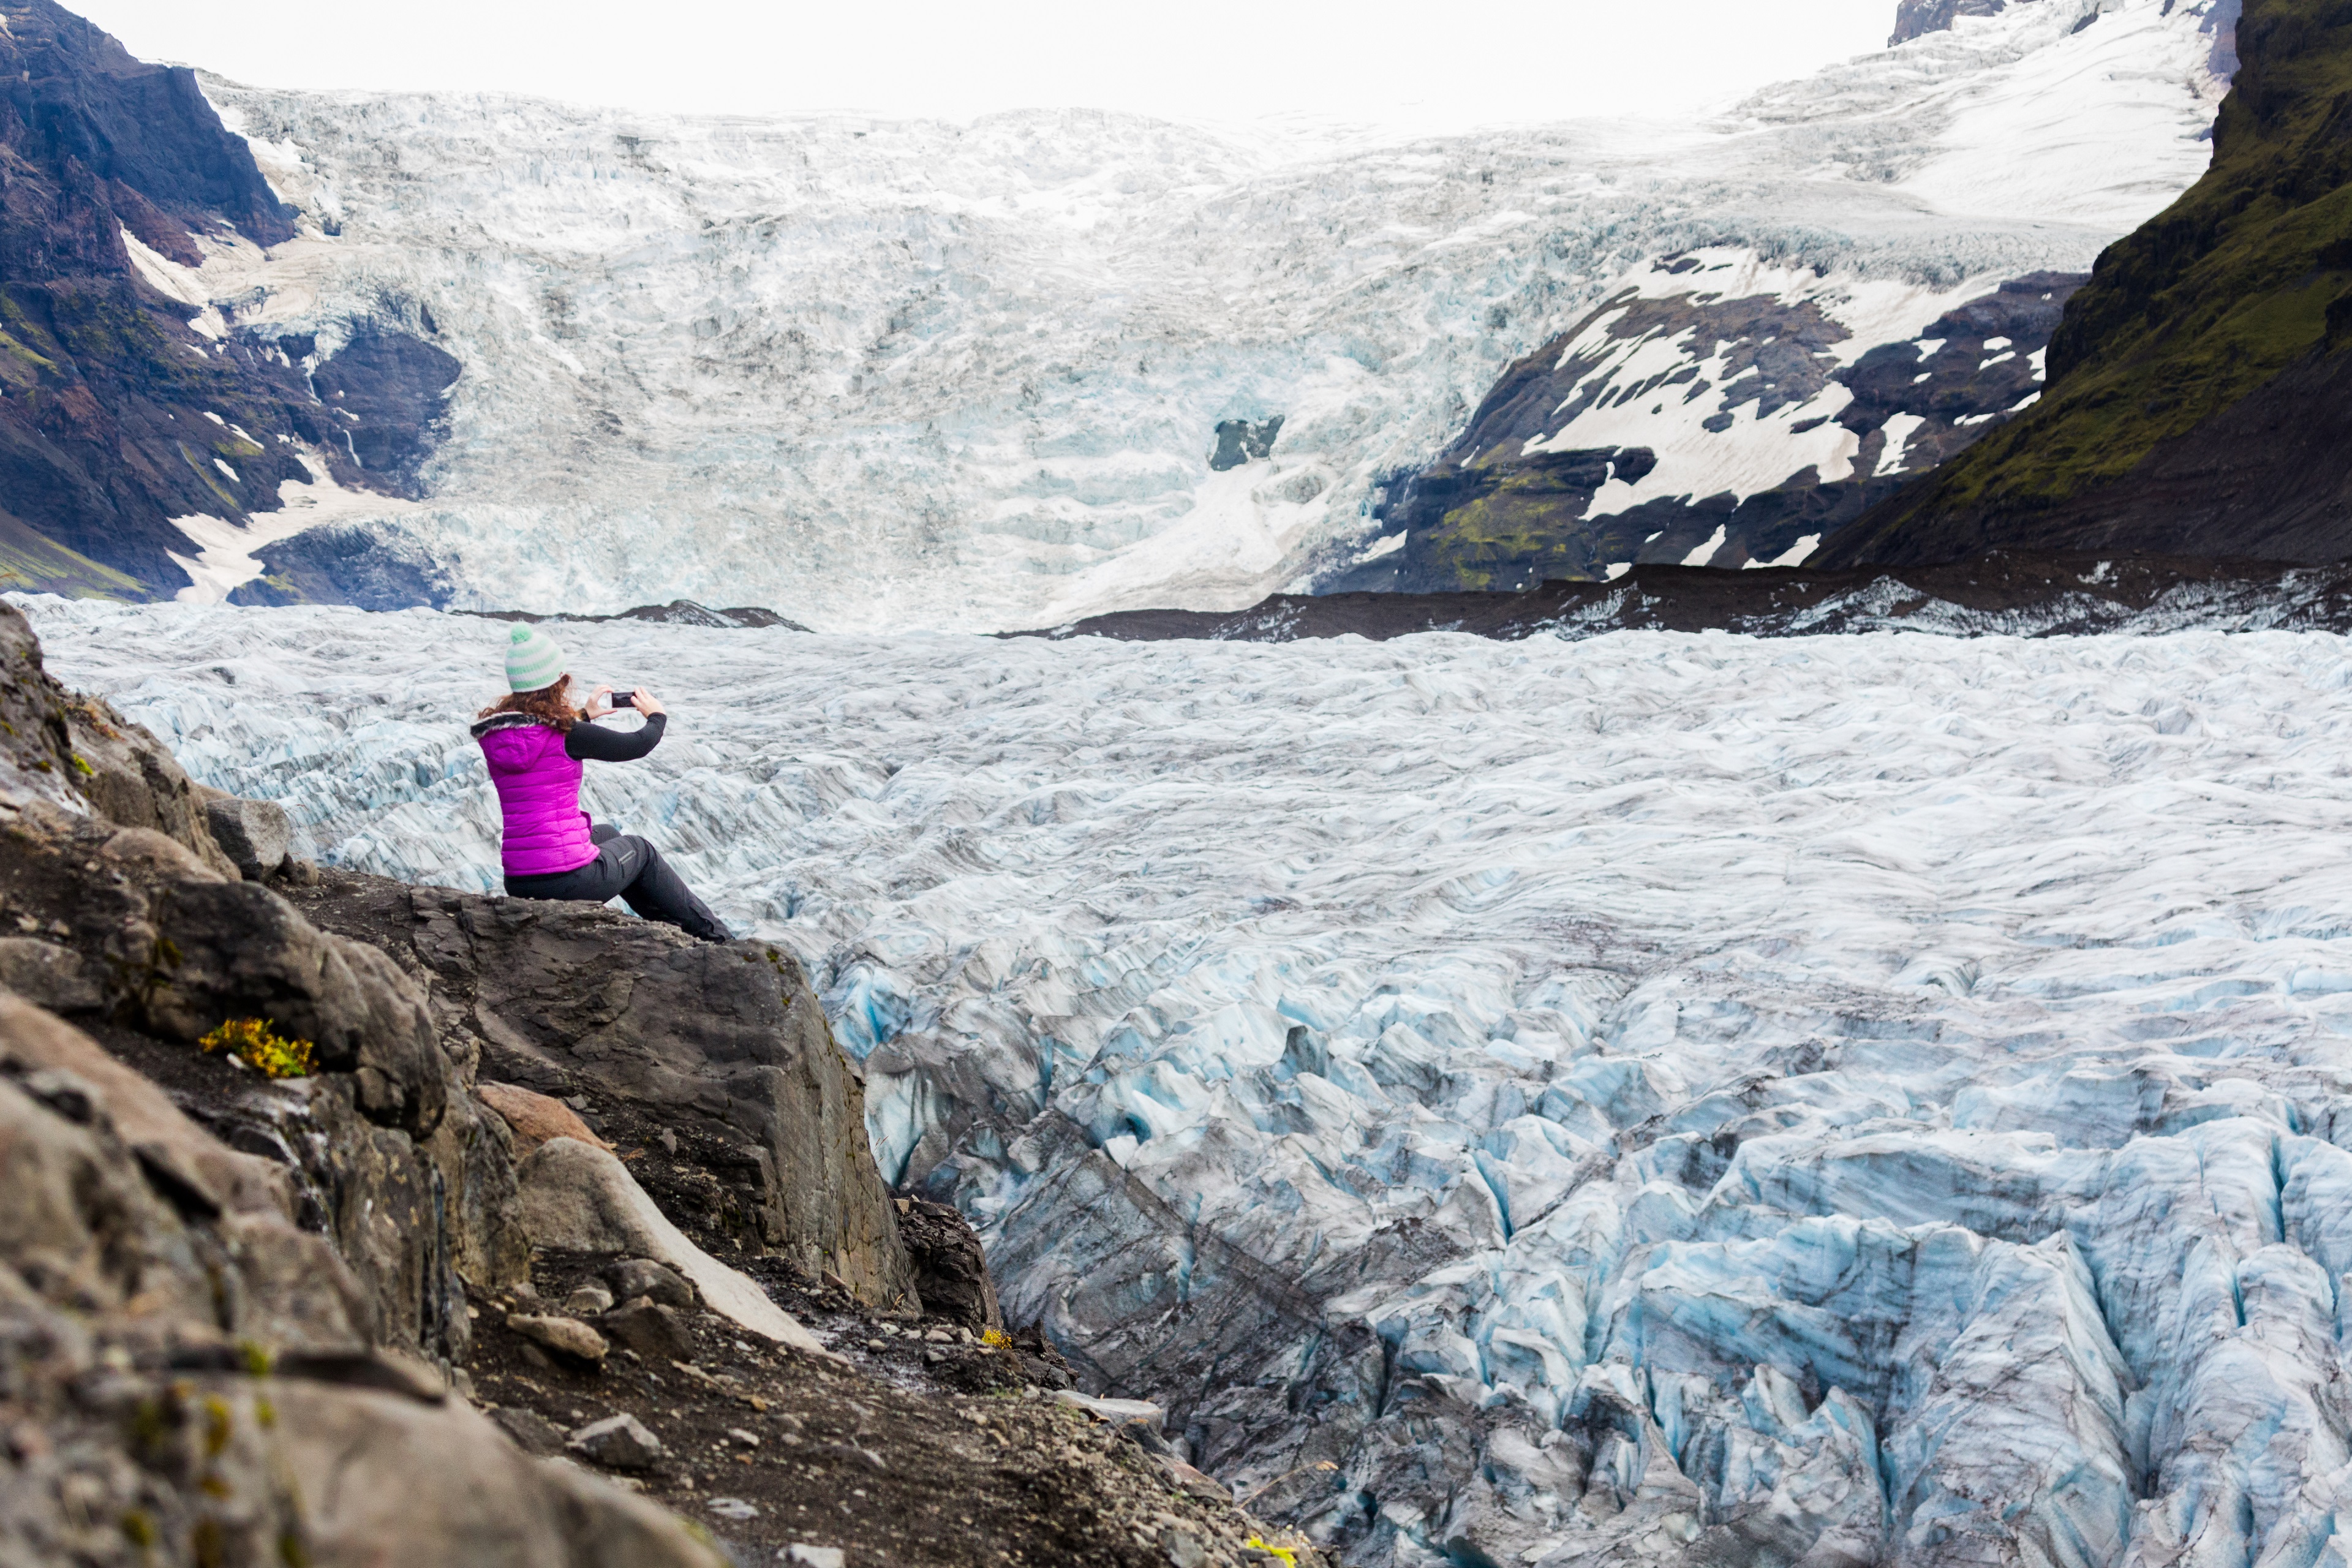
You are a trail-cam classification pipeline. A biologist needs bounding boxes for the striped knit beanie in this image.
[504,623,567,693]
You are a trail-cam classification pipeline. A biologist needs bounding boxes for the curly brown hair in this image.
[475,676,579,732]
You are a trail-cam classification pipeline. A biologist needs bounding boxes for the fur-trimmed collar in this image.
[469,712,564,739]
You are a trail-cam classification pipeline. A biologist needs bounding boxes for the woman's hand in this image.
[582,684,615,718]
[631,685,666,718]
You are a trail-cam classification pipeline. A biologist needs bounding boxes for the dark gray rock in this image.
[1345,269,2087,591]
[602,1299,698,1363]
[570,1412,667,1472]
[201,791,293,879]
[309,327,462,492]
[230,522,461,611]
[1210,417,1283,471]
[0,937,99,1012]
[894,1196,1002,1332]
[606,1256,695,1309]
[1890,0,2007,46]
[461,601,811,631]
[491,1404,568,1456]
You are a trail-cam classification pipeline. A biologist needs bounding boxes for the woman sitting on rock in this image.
[471,623,730,942]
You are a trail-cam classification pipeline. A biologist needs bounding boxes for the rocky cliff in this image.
[0,599,1314,1566]
[1820,0,2352,567]
[0,0,456,600]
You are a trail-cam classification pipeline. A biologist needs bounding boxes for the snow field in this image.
[30,597,2352,1566]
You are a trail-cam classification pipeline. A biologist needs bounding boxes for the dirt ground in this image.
[468,1250,1302,1568]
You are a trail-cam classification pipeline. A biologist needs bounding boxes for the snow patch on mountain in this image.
[31,594,2352,1566]
[168,0,2234,630]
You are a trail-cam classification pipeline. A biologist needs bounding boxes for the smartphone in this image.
[609,690,636,710]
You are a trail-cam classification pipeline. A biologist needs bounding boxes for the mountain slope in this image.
[1345,262,2083,589]
[0,0,459,600]
[1821,0,2352,565]
[1340,0,2242,591]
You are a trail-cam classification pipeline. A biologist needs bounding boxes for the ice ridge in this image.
[29,594,2352,1567]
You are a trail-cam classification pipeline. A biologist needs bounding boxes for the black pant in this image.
[505,824,731,942]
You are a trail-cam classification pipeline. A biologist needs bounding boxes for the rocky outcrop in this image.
[511,1135,830,1354]
[306,326,461,488]
[1209,417,1283,472]
[1888,0,2010,45]
[0,595,233,871]
[894,1195,1005,1333]
[0,1,461,598]
[0,990,728,1568]
[287,876,920,1307]
[228,521,460,610]
[195,786,292,880]
[1348,265,2083,591]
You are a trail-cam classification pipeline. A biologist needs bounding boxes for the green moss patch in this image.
[1842,0,2352,549]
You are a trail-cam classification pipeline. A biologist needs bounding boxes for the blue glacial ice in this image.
[31,594,2352,1567]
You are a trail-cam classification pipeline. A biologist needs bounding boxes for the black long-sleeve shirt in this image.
[565,711,666,762]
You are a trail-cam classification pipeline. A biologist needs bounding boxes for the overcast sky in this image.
[72,0,1898,135]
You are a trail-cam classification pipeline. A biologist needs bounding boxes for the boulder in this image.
[492,1406,568,1457]
[513,1137,828,1356]
[0,603,236,878]
[601,1300,696,1363]
[0,937,101,1013]
[565,1281,616,1314]
[606,1256,695,1308]
[99,824,223,882]
[507,1312,608,1363]
[569,1412,667,1472]
[202,790,294,879]
[479,1078,613,1152]
[271,1382,718,1566]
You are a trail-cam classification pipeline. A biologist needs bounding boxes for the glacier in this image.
[32,593,2352,1567]
[162,0,2236,630]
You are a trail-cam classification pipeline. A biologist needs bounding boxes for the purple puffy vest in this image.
[478,723,597,876]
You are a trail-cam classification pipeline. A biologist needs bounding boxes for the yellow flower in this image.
[198,1019,315,1080]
